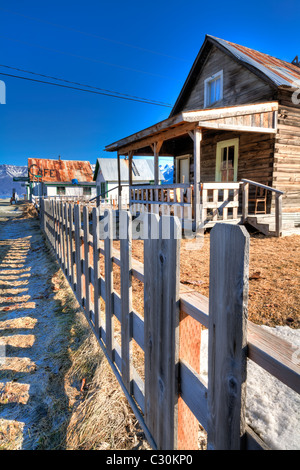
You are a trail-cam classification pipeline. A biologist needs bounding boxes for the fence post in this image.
[74,204,82,305]
[54,200,58,260]
[275,193,282,237]
[104,209,114,361]
[144,214,181,450]
[68,204,75,289]
[208,223,249,450]
[92,207,101,338]
[242,182,249,223]
[57,201,61,263]
[40,198,45,231]
[83,206,91,319]
[65,204,70,282]
[120,211,133,394]
[59,201,65,269]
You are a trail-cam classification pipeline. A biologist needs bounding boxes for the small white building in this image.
[28,157,96,200]
[93,157,163,203]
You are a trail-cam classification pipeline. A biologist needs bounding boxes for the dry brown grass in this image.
[124,232,300,329]
[48,268,150,451]
[65,333,149,450]
[19,202,38,219]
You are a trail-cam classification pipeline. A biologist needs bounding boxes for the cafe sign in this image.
[29,164,56,179]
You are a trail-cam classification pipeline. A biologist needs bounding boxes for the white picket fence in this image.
[40,199,300,450]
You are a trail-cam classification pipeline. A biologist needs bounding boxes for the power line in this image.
[0,64,172,106]
[0,7,189,63]
[0,71,173,107]
[0,35,180,82]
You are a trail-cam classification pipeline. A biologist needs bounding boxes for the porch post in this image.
[192,128,202,232]
[153,141,163,185]
[128,151,133,209]
[117,151,122,210]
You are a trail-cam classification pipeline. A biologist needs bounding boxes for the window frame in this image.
[215,138,239,182]
[204,70,223,108]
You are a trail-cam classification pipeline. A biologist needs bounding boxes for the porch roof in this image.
[105,102,279,155]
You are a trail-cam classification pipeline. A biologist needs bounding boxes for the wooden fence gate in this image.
[40,199,300,450]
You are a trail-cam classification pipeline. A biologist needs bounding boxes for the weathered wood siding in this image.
[181,46,276,112]
[272,89,300,210]
[174,131,275,183]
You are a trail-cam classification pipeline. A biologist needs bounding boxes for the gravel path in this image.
[0,201,74,449]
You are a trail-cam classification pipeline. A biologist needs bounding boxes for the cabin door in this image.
[215,138,239,182]
[177,156,190,184]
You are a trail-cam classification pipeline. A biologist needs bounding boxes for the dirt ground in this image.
[109,225,300,331]
[124,227,300,329]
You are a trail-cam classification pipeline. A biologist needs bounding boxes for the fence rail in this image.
[40,199,300,450]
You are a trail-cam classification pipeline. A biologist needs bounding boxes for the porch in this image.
[105,102,283,234]
[128,180,288,237]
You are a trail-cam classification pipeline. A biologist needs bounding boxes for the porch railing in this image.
[129,180,284,236]
[130,184,193,221]
[202,182,240,226]
[130,182,241,226]
[241,179,284,237]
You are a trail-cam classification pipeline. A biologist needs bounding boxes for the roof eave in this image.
[105,102,279,153]
[105,112,186,153]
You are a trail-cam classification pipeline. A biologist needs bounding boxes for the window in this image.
[57,186,65,195]
[204,70,223,107]
[83,186,91,196]
[215,138,239,182]
[100,182,106,197]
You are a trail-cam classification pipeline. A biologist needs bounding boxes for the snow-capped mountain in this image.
[0,164,28,197]
[159,163,174,184]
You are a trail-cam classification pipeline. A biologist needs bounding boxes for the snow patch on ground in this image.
[199,327,300,450]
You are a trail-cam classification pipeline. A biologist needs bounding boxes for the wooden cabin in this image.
[105,35,300,235]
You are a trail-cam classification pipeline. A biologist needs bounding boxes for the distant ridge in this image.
[159,163,174,184]
[0,164,28,197]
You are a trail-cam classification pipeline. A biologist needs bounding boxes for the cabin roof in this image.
[94,157,162,182]
[170,35,300,116]
[28,158,94,183]
[211,35,300,86]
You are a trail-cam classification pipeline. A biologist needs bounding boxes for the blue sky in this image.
[0,0,299,167]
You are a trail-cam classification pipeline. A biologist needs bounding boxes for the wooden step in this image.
[246,215,295,236]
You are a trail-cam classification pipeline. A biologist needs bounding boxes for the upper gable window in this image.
[204,70,223,107]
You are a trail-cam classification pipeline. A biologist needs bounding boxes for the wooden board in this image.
[144,214,181,450]
[208,223,250,450]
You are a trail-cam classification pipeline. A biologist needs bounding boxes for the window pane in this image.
[83,187,91,195]
[209,81,215,104]
[221,147,227,168]
[215,78,221,101]
[228,146,235,167]
[57,186,65,195]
